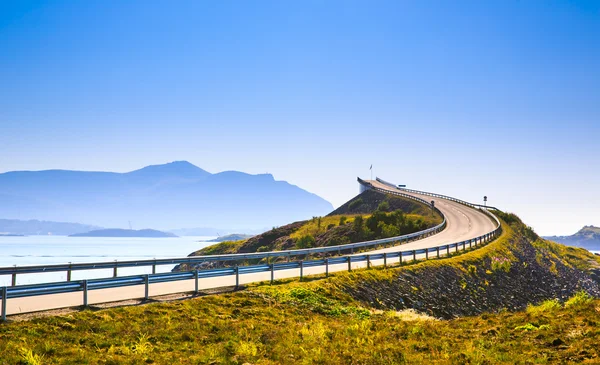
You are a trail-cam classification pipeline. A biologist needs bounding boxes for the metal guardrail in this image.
[0,180,502,320]
[374,177,501,211]
[0,184,446,287]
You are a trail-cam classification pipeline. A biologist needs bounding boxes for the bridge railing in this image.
[0,198,502,320]
[374,177,500,211]
[0,183,447,287]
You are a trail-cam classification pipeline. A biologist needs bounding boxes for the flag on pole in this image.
[369,164,372,170]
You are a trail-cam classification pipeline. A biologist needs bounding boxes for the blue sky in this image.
[1,0,599,235]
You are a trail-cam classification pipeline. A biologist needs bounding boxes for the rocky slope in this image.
[318,211,600,319]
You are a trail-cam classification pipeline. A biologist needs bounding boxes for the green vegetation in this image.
[1,210,599,364]
[1,288,599,364]
[289,215,362,240]
[348,197,364,211]
[193,239,245,255]
[296,234,316,249]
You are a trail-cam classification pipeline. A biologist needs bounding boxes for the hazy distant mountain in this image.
[207,234,254,242]
[0,161,333,231]
[70,229,176,238]
[0,218,101,236]
[545,226,600,251]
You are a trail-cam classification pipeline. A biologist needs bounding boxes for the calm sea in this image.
[0,235,216,286]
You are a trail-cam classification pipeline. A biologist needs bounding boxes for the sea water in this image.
[0,235,216,286]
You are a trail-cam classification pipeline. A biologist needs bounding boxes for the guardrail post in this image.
[413,250,416,262]
[446,245,450,257]
[436,247,440,258]
[399,252,403,265]
[347,257,352,272]
[469,240,472,249]
[270,264,274,285]
[11,273,16,287]
[325,259,329,277]
[152,262,156,274]
[455,243,459,253]
[351,247,354,254]
[2,286,7,321]
[299,261,304,281]
[194,270,199,294]
[287,253,291,263]
[462,241,466,251]
[367,255,371,269]
[383,253,387,267]
[235,266,240,289]
[82,280,88,307]
[144,275,150,300]
[113,261,118,278]
[67,263,72,282]
[425,249,429,260]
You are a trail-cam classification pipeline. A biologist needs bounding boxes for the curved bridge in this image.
[0,179,501,319]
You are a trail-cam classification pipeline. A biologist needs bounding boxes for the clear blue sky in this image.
[1,0,598,235]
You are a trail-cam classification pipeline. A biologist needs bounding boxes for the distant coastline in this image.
[69,229,177,238]
[205,234,253,242]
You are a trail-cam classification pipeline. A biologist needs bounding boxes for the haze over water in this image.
[0,235,216,286]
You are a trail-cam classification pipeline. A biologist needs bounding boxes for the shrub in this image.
[491,256,511,272]
[339,216,347,225]
[526,299,562,315]
[377,201,390,212]
[327,224,336,231]
[348,198,363,211]
[353,216,364,232]
[296,235,316,249]
[565,290,593,308]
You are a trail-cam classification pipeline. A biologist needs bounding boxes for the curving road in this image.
[365,180,497,255]
[4,180,499,316]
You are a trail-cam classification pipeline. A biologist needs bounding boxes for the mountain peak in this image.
[128,161,211,179]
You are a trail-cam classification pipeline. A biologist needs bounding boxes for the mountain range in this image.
[545,226,600,251]
[0,218,101,236]
[0,161,333,231]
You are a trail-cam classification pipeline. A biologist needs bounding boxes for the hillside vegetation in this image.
[1,212,599,364]
[183,190,441,261]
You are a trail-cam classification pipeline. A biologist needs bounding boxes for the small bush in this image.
[18,348,44,365]
[565,290,593,308]
[527,299,562,315]
[296,235,316,249]
[491,256,511,272]
[339,216,347,225]
[377,201,390,212]
[348,198,363,211]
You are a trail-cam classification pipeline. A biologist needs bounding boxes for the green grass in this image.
[195,239,246,255]
[290,214,364,240]
[1,290,599,364]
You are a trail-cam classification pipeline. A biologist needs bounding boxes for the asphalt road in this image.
[5,181,498,316]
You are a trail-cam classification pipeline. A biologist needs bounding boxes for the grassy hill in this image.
[181,190,442,262]
[1,211,599,363]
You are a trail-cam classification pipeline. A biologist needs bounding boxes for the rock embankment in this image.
[338,218,600,319]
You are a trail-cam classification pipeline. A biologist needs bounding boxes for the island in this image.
[205,233,253,242]
[0,233,25,237]
[544,225,600,251]
[69,229,177,238]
